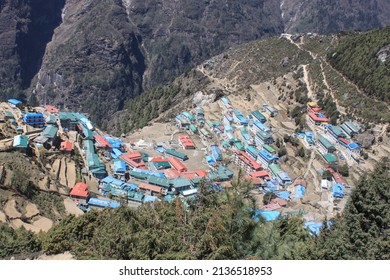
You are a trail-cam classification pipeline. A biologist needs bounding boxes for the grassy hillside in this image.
[328,27,390,102]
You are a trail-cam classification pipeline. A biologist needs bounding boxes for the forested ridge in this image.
[1,159,389,260]
[328,27,390,102]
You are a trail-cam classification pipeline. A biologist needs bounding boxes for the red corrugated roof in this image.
[195,170,208,177]
[271,198,287,207]
[326,166,347,186]
[44,105,59,113]
[94,135,112,149]
[167,157,188,172]
[69,182,89,198]
[163,168,181,179]
[60,141,73,151]
[139,182,164,194]
[309,112,329,122]
[249,170,269,179]
[339,138,350,145]
[150,157,169,162]
[120,153,146,169]
[235,150,262,171]
[179,135,195,148]
[180,171,198,180]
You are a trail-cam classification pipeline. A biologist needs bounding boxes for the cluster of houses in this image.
[304,101,362,164]
[175,97,292,193]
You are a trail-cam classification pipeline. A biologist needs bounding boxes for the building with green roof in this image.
[251,110,267,123]
[148,175,171,188]
[318,136,336,154]
[13,135,29,150]
[323,153,338,164]
[130,170,149,180]
[263,144,276,154]
[165,149,188,161]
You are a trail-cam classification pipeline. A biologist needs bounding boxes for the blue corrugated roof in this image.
[88,198,120,208]
[332,183,345,198]
[258,149,274,161]
[253,120,270,132]
[113,159,126,173]
[253,210,280,221]
[8,99,22,105]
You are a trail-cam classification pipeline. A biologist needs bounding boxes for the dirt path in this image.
[59,157,68,187]
[303,149,317,179]
[302,64,314,100]
[197,65,236,93]
[4,199,21,219]
[66,160,76,189]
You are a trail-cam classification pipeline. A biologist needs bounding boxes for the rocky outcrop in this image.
[281,0,390,34]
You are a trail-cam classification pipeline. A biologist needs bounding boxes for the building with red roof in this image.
[167,157,188,173]
[60,141,73,154]
[233,150,263,173]
[163,168,181,179]
[179,135,196,149]
[308,112,330,125]
[94,135,112,150]
[195,170,208,178]
[44,105,59,114]
[120,152,146,169]
[326,166,347,186]
[249,170,270,180]
[69,182,90,199]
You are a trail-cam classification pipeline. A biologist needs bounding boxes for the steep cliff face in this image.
[121,0,284,88]
[0,0,65,100]
[32,0,284,125]
[1,0,390,125]
[281,0,390,34]
[33,0,145,124]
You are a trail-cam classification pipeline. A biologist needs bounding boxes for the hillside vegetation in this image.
[1,159,388,260]
[328,27,390,102]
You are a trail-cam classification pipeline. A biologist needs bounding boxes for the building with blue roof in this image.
[87,198,120,209]
[253,210,280,221]
[23,113,44,128]
[252,120,270,134]
[221,97,230,104]
[233,109,249,125]
[176,114,190,128]
[294,185,305,200]
[332,183,345,198]
[144,195,161,203]
[113,159,127,174]
[8,99,22,106]
[211,145,222,161]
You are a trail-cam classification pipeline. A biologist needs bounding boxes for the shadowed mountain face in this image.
[0,0,65,100]
[0,0,389,124]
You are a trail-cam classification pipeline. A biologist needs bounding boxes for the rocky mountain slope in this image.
[1,0,390,125]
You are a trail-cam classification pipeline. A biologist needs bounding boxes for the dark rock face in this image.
[1,0,390,124]
[0,0,65,100]
[281,0,390,34]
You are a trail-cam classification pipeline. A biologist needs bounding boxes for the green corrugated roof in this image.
[46,115,56,124]
[42,125,58,139]
[148,176,171,188]
[171,177,192,188]
[128,191,144,202]
[246,146,259,157]
[189,125,197,133]
[263,145,275,154]
[252,110,267,123]
[152,161,171,170]
[318,136,335,150]
[234,142,245,151]
[166,149,188,160]
[130,170,149,180]
[13,135,28,148]
[329,125,346,137]
[256,130,272,140]
[323,153,337,163]
[269,163,282,175]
